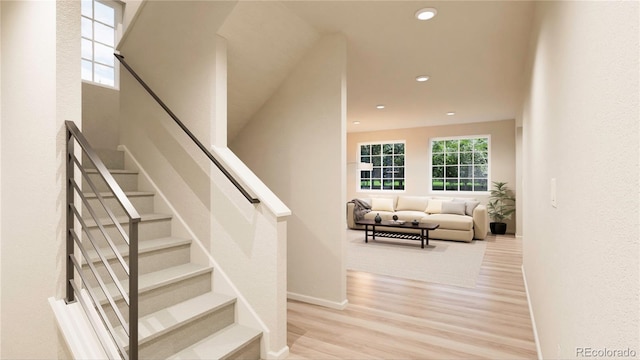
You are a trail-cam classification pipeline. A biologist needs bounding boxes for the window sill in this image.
[357,189,406,194]
[82,80,119,91]
[429,190,490,196]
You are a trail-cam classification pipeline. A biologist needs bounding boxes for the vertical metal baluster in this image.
[66,128,76,304]
[129,219,140,360]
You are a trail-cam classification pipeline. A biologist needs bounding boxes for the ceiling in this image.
[221,1,535,138]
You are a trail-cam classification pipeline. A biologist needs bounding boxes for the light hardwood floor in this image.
[286,234,538,359]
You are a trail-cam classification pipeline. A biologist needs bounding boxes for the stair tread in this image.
[83,191,155,198]
[167,324,262,360]
[83,213,172,228]
[85,168,138,174]
[93,263,212,304]
[114,292,236,347]
[84,237,192,263]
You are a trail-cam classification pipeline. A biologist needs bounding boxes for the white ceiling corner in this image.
[222,1,534,138]
[219,1,320,141]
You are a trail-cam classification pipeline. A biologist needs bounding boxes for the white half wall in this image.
[0,1,81,358]
[231,34,348,307]
[521,1,639,358]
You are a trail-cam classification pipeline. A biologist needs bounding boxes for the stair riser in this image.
[82,244,191,287]
[83,173,138,192]
[82,195,155,219]
[138,303,235,359]
[83,150,125,170]
[103,271,212,326]
[84,219,172,246]
[224,337,261,360]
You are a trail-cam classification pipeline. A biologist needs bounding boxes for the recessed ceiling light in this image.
[415,8,437,21]
[447,112,456,116]
[416,75,430,82]
[376,105,385,109]
[353,121,361,125]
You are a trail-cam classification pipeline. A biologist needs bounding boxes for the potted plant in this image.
[487,181,515,235]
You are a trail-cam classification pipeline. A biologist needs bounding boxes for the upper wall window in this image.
[81,0,121,88]
[359,141,405,191]
[430,136,490,192]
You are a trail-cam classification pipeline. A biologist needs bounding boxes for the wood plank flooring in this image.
[286,234,538,359]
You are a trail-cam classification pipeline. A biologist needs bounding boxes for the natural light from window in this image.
[358,141,406,191]
[81,0,120,87]
[430,136,490,192]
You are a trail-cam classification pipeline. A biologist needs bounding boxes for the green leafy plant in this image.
[487,181,516,223]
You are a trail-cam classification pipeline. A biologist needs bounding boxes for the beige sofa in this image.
[347,195,488,242]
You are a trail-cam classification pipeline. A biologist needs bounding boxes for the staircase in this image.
[81,149,262,359]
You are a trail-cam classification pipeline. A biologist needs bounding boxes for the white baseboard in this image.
[287,292,348,310]
[267,345,290,360]
[521,265,543,360]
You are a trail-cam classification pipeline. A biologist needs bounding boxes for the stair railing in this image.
[65,120,140,360]
[114,53,260,204]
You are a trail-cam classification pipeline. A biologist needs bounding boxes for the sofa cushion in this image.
[394,211,429,222]
[364,211,395,221]
[453,197,477,202]
[441,201,466,216]
[424,199,452,214]
[371,197,394,212]
[422,214,473,231]
[396,196,430,211]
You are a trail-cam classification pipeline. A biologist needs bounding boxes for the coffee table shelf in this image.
[355,219,439,249]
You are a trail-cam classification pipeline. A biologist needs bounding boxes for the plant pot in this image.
[490,222,507,235]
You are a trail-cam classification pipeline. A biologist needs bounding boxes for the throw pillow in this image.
[371,197,394,212]
[464,201,480,216]
[452,198,481,216]
[441,201,466,216]
[396,196,430,211]
[425,199,451,214]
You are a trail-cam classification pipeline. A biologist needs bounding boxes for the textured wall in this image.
[521,1,639,358]
[0,1,80,358]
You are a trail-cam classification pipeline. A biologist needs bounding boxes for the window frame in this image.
[81,0,123,89]
[357,140,406,193]
[429,135,491,194]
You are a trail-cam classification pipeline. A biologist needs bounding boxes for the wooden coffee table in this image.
[356,219,439,249]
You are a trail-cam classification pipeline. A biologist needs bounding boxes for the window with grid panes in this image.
[81,0,121,87]
[430,136,489,192]
[359,142,405,191]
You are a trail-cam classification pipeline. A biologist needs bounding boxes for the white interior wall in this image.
[118,1,289,355]
[119,0,237,244]
[0,2,3,352]
[521,1,639,358]
[0,1,81,358]
[348,119,517,233]
[231,34,348,308]
[82,83,120,149]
